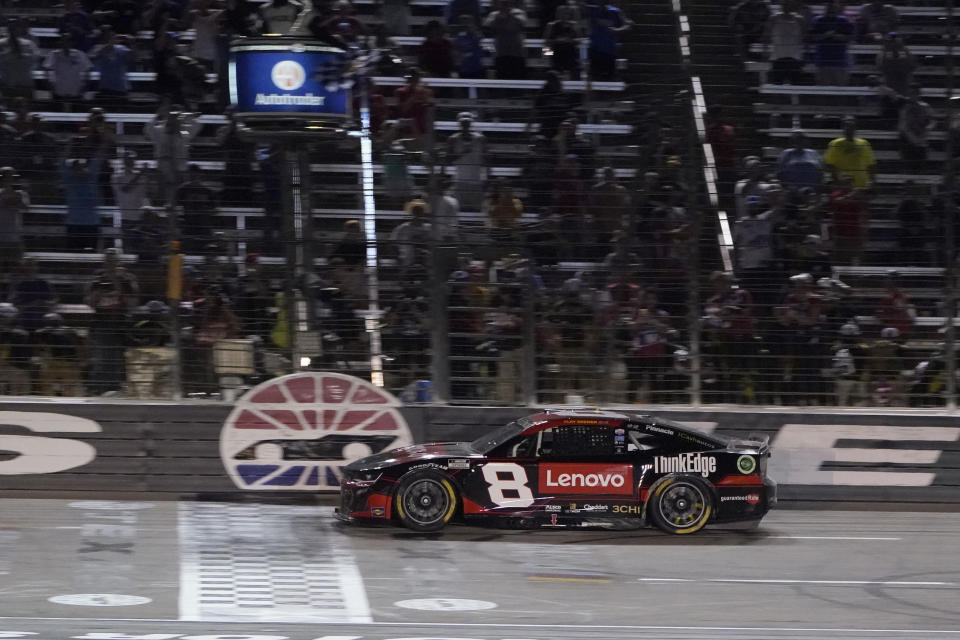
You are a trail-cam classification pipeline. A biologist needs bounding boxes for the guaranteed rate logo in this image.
[220,372,413,491]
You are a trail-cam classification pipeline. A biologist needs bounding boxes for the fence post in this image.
[944,0,957,410]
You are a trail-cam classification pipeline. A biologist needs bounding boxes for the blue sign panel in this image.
[229,40,349,118]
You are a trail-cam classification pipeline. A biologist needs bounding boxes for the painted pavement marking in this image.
[178,504,371,623]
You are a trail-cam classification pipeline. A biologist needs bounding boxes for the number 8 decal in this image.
[482,462,535,507]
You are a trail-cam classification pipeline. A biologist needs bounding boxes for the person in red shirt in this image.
[828,176,868,265]
[418,20,454,77]
[394,67,435,150]
[705,105,738,205]
[878,271,916,336]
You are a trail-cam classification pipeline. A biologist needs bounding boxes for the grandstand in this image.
[1,0,956,408]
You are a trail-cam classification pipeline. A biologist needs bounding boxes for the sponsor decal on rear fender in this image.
[539,463,634,495]
[653,453,717,478]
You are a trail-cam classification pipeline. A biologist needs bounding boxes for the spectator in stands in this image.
[394,67,435,151]
[8,258,55,334]
[14,116,58,204]
[553,118,595,181]
[524,135,557,211]
[733,156,770,219]
[895,181,930,266]
[553,154,587,243]
[810,0,854,86]
[729,0,771,58]
[828,322,866,406]
[175,164,218,250]
[0,113,19,171]
[91,29,132,109]
[878,271,916,337]
[320,1,370,45]
[429,175,461,242]
[448,0,482,26]
[93,0,142,36]
[126,206,168,300]
[391,198,432,268]
[486,178,523,246]
[111,151,148,225]
[261,0,302,34]
[858,0,898,42]
[234,253,272,340]
[61,142,104,252]
[35,312,84,397]
[419,20,454,78]
[763,0,807,85]
[147,0,189,33]
[452,15,486,79]
[776,272,827,402]
[0,18,40,101]
[544,3,582,79]
[0,305,31,395]
[777,130,824,191]
[602,231,641,280]
[867,326,906,406]
[190,290,239,394]
[146,105,202,206]
[484,0,528,80]
[828,176,867,265]
[824,116,875,188]
[549,278,593,397]
[590,166,628,249]
[0,168,27,272]
[86,248,139,395]
[152,29,181,104]
[733,196,775,292]
[705,105,738,199]
[188,0,225,72]
[332,219,366,267]
[445,112,487,212]
[585,0,631,81]
[59,0,98,51]
[877,32,915,96]
[528,71,579,141]
[43,35,93,112]
[898,84,935,170]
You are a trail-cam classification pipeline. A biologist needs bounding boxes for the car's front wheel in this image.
[395,469,459,532]
[648,476,713,535]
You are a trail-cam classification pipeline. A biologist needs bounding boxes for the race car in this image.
[337,410,775,534]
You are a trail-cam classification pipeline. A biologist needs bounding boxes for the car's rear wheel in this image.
[395,469,458,532]
[648,476,713,535]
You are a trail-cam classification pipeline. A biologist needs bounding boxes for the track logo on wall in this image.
[219,372,413,491]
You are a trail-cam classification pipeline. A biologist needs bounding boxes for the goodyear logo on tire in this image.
[220,372,413,490]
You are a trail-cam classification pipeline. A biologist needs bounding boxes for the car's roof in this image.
[520,410,725,445]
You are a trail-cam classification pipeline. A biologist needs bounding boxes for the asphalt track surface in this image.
[1,499,959,640]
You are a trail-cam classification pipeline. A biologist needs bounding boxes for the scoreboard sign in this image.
[228,37,350,119]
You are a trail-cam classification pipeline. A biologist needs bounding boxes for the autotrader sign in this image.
[228,39,349,118]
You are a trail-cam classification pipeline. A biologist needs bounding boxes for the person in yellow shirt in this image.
[824,116,876,188]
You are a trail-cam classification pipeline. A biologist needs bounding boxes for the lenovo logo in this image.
[539,463,634,495]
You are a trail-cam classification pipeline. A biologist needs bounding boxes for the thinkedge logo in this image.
[539,463,634,495]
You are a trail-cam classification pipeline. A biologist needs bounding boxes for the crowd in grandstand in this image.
[0,0,956,408]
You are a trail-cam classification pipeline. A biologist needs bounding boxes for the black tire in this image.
[394,468,459,532]
[648,476,713,535]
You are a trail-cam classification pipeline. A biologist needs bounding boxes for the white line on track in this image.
[3,617,960,633]
[769,535,902,541]
[638,578,956,586]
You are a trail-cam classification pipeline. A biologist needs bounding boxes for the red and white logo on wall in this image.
[539,463,634,495]
[220,372,413,491]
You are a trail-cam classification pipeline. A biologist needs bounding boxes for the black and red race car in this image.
[337,410,775,534]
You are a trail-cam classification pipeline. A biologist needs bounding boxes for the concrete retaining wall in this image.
[1,400,958,502]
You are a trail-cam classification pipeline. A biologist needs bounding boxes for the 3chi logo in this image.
[271,60,306,91]
[220,372,413,491]
[737,455,757,475]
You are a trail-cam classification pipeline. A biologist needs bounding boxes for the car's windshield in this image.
[469,418,531,453]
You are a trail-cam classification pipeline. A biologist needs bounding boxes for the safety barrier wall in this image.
[1,400,959,502]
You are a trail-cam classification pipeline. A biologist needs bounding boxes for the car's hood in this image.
[346,442,478,471]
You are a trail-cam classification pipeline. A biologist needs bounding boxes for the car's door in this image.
[533,424,637,516]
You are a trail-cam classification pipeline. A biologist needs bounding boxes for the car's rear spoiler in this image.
[727,433,771,455]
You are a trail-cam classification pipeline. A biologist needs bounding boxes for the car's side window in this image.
[505,435,537,458]
[626,428,669,453]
